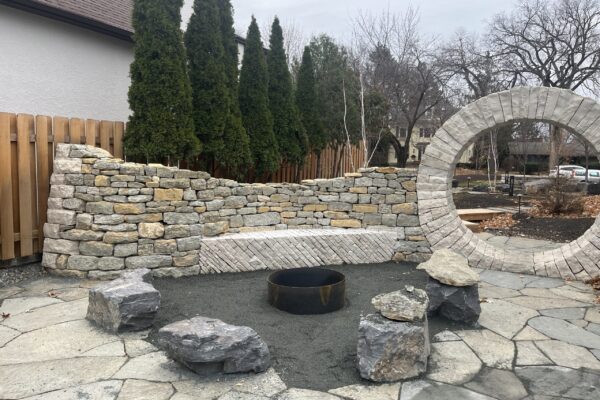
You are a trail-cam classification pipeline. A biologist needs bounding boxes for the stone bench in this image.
[199,228,398,273]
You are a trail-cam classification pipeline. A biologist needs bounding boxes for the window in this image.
[419,128,435,138]
[397,127,408,139]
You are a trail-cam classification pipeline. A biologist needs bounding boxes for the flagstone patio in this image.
[0,268,599,400]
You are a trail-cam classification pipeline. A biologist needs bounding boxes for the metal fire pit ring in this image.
[267,267,346,315]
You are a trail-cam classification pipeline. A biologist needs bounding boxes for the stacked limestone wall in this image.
[42,144,430,279]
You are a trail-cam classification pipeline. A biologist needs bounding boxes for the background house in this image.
[0,0,246,121]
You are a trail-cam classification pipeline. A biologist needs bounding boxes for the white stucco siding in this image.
[0,5,133,121]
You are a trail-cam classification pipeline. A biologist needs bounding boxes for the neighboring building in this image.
[0,0,246,121]
[508,140,590,166]
[386,113,474,166]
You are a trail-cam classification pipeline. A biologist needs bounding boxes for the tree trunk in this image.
[389,136,403,167]
[315,151,322,178]
[548,124,562,171]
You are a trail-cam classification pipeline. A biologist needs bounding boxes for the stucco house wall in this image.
[0,4,134,121]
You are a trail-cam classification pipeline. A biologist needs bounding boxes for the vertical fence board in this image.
[17,114,34,256]
[69,118,84,144]
[0,113,15,260]
[36,116,51,246]
[114,122,124,159]
[86,119,98,146]
[53,116,68,144]
[100,121,113,152]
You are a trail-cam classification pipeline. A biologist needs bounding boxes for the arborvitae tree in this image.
[296,46,326,159]
[216,0,252,178]
[239,17,280,178]
[267,17,308,168]
[185,0,227,171]
[126,0,199,163]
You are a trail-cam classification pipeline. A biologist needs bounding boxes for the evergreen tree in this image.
[239,17,280,178]
[267,17,308,167]
[184,0,228,170]
[216,0,252,178]
[126,0,199,163]
[296,46,326,157]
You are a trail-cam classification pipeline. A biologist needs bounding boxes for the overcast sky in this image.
[182,0,512,41]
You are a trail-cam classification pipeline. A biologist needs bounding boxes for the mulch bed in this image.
[485,214,595,242]
[453,192,533,209]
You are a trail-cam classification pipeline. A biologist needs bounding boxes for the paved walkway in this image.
[476,233,563,253]
[0,270,599,399]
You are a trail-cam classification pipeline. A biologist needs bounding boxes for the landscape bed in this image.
[147,262,469,391]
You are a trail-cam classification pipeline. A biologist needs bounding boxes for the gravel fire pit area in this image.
[148,262,443,391]
[1,261,600,399]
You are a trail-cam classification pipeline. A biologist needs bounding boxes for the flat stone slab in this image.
[516,366,600,399]
[117,379,174,400]
[426,341,481,385]
[401,380,496,400]
[22,380,123,400]
[0,319,118,365]
[328,383,400,400]
[456,329,515,369]
[357,313,429,382]
[0,356,126,399]
[371,286,428,321]
[515,341,552,366]
[479,270,538,290]
[417,249,479,286]
[157,316,271,374]
[464,368,528,400]
[535,340,600,369]
[277,388,342,399]
[528,316,600,349]
[479,300,539,339]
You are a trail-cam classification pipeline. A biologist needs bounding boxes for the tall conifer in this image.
[185,0,227,170]
[126,0,199,163]
[239,17,280,178]
[216,0,252,178]
[267,17,308,167]
[296,46,326,157]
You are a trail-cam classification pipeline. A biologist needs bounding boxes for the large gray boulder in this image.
[357,313,429,382]
[371,286,428,322]
[426,277,481,325]
[157,316,270,375]
[86,276,160,332]
[417,249,479,287]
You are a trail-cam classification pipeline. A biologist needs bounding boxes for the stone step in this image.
[457,208,505,222]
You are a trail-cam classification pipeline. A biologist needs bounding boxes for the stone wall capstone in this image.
[42,144,429,279]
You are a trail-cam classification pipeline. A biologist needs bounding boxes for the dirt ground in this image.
[149,263,471,391]
[453,192,532,209]
[486,215,595,242]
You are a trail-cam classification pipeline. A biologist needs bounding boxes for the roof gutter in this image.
[0,0,133,41]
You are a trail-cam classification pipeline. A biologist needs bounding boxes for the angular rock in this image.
[426,277,481,324]
[417,249,479,286]
[157,316,270,374]
[86,279,160,332]
[357,313,429,382]
[371,286,428,321]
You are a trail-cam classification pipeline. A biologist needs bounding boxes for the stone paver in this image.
[0,267,598,399]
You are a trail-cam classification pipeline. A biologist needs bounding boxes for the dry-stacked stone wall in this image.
[42,144,429,279]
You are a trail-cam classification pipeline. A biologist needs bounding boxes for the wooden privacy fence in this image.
[0,111,366,263]
[0,112,124,263]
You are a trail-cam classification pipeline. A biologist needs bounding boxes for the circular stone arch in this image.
[417,86,600,280]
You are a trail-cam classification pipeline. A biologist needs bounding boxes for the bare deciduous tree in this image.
[352,7,450,167]
[489,0,600,169]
